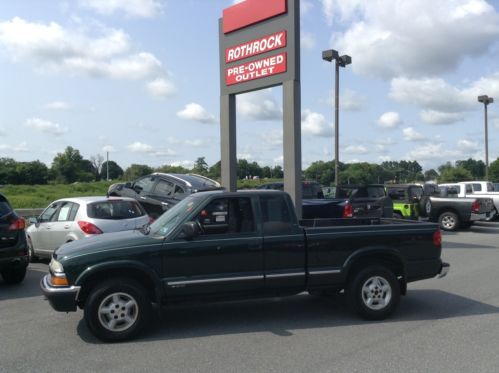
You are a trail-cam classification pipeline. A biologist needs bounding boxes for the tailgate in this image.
[350,198,382,217]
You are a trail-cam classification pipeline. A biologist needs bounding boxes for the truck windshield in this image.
[148,194,206,237]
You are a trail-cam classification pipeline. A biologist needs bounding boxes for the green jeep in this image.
[386,184,424,219]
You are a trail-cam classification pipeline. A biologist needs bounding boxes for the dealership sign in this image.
[219,0,299,95]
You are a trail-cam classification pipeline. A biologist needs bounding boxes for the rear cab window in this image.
[259,195,294,234]
[87,200,146,220]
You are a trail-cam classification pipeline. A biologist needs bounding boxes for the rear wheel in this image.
[438,211,459,231]
[27,237,38,263]
[347,265,400,320]
[1,267,27,284]
[392,212,403,219]
[84,278,152,342]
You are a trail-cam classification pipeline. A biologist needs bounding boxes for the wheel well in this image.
[435,208,459,220]
[346,254,405,286]
[77,268,157,308]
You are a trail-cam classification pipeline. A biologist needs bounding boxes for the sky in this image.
[0,0,499,173]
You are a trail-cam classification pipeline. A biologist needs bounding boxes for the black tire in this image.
[84,278,152,342]
[27,237,38,263]
[418,196,432,218]
[438,211,460,231]
[392,212,403,219]
[346,265,400,320]
[1,267,27,284]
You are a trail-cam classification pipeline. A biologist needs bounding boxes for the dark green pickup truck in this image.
[41,190,449,342]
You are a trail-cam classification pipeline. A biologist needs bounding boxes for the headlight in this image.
[49,258,64,274]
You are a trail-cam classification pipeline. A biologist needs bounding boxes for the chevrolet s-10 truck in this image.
[41,190,449,342]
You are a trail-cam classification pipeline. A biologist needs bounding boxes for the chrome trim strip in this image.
[266,272,305,279]
[167,275,263,287]
[306,228,435,237]
[309,269,341,275]
[171,236,261,244]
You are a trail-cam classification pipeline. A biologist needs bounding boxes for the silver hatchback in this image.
[26,196,150,260]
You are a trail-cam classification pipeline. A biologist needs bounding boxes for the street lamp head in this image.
[478,95,493,104]
[339,55,352,67]
[322,49,339,62]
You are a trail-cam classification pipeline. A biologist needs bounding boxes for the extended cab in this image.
[439,181,499,219]
[41,191,449,342]
[420,184,494,230]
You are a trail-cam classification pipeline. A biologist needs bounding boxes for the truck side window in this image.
[260,195,292,234]
[465,184,473,194]
[472,183,481,192]
[196,197,255,235]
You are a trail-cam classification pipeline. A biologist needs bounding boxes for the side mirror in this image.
[28,217,38,225]
[181,221,201,239]
[125,182,132,188]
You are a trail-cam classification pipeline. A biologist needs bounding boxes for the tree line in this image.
[1,146,498,186]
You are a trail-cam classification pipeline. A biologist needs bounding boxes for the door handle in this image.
[140,196,146,200]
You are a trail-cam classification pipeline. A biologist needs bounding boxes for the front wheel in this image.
[438,211,459,231]
[84,278,152,342]
[347,265,400,320]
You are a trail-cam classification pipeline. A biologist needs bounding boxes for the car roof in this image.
[52,196,139,204]
[151,173,220,189]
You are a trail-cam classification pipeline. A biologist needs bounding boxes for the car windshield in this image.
[148,194,206,237]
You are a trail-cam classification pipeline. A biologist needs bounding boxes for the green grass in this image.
[1,181,114,209]
[0,179,283,209]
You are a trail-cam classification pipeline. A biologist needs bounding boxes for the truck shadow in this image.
[76,289,499,344]
[442,242,497,250]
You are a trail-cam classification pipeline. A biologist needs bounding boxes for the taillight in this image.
[343,203,353,218]
[78,221,103,234]
[471,200,480,214]
[8,217,26,231]
[433,229,442,248]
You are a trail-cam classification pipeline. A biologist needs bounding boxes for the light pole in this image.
[478,95,494,180]
[322,49,351,187]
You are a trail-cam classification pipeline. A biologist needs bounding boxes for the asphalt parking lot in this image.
[1,221,499,373]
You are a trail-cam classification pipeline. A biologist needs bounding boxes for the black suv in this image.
[256,181,324,199]
[0,193,28,284]
[108,173,222,218]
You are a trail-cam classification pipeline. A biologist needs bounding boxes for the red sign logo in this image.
[225,31,287,63]
[226,52,287,85]
[223,0,287,34]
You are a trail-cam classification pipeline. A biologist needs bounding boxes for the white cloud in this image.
[406,142,465,164]
[171,160,195,169]
[340,89,367,111]
[301,31,316,50]
[301,0,314,15]
[237,89,282,121]
[343,145,368,154]
[377,112,401,128]
[0,142,29,152]
[327,0,499,79]
[146,77,176,99]
[0,126,6,136]
[102,145,116,153]
[43,101,70,110]
[24,117,67,136]
[177,103,217,124]
[420,110,466,125]
[79,0,162,18]
[402,127,426,141]
[302,109,333,137]
[127,141,176,157]
[0,17,175,95]
[260,129,283,147]
[457,139,479,152]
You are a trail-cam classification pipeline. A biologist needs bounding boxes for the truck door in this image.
[163,196,264,297]
[259,194,306,291]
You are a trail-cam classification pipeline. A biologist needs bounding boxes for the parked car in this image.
[26,196,150,260]
[439,181,499,219]
[419,184,494,230]
[108,173,222,218]
[303,184,393,219]
[386,184,424,219]
[41,190,448,342]
[0,193,29,284]
[256,181,324,199]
